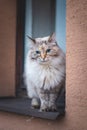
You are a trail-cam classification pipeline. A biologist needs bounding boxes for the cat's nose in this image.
[41,53,46,60]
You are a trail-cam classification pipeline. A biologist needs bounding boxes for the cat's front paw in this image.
[40,105,49,112]
[49,105,58,112]
[31,98,40,109]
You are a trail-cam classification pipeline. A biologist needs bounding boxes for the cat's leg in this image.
[49,83,64,111]
[39,89,58,112]
[49,92,58,111]
[39,89,49,112]
[26,80,36,98]
[26,79,40,108]
[29,88,40,109]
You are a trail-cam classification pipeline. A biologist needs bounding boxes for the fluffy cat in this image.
[24,33,65,112]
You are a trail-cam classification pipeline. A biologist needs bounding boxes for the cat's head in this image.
[27,33,63,65]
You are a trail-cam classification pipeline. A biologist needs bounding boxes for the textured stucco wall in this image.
[0,0,16,96]
[66,0,87,129]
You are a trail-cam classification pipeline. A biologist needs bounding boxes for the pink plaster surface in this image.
[66,0,87,129]
[0,0,16,96]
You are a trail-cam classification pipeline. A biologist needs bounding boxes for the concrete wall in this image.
[0,0,16,96]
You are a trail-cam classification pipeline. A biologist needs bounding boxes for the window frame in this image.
[16,0,25,96]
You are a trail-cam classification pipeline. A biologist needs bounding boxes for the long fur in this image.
[24,34,65,111]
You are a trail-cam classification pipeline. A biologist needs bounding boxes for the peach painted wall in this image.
[65,0,87,129]
[0,0,16,96]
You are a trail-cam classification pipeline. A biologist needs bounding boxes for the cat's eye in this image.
[46,49,51,53]
[36,50,40,54]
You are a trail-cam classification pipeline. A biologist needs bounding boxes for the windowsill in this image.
[0,91,65,120]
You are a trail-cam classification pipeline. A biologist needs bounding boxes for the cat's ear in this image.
[27,35,36,44]
[48,33,56,43]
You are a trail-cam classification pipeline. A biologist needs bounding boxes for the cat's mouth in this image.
[37,58,49,64]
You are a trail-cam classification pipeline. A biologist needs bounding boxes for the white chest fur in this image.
[25,56,65,90]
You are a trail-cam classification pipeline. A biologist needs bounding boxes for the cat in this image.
[24,33,65,112]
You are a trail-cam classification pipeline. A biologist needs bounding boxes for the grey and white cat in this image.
[24,33,65,112]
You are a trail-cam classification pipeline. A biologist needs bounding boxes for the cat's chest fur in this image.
[25,59,64,90]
